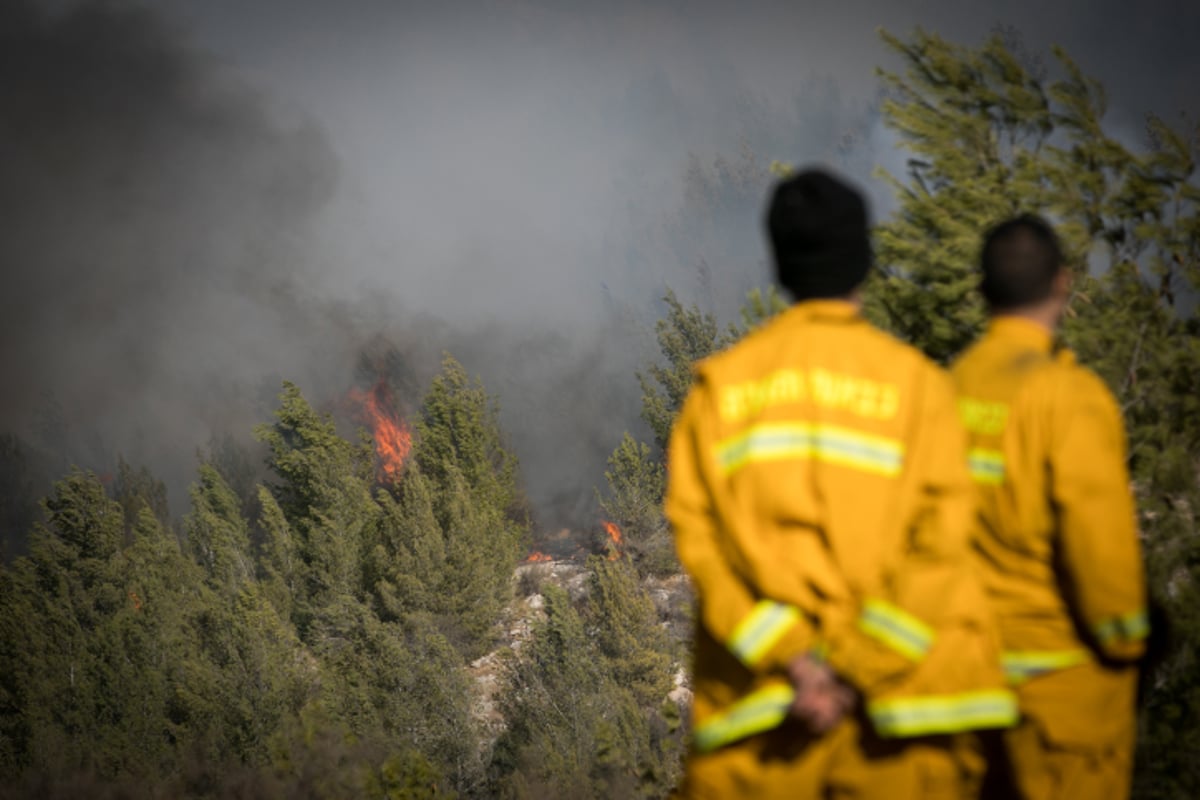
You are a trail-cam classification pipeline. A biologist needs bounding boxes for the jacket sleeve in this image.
[1049,368,1148,662]
[665,381,816,674]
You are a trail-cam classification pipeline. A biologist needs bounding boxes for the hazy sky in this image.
[3,0,1197,537]
[139,0,1200,319]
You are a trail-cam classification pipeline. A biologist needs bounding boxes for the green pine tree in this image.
[185,463,314,767]
[255,381,377,633]
[0,471,222,782]
[584,557,675,710]
[409,355,528,660]
[368,463,447,622]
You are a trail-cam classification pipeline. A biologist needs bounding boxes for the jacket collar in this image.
[784,299,862,323]
[988,315,1055,352]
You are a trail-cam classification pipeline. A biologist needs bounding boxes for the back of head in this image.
[979,214,1065,312]
[766,168,872,301]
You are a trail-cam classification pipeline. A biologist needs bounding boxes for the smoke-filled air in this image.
[1,0,1198,797]
[2,0,1195,539]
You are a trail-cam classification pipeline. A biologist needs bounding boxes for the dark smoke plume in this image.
[0,0,344,544]
[2,0,989,562]
[0,0,665,550]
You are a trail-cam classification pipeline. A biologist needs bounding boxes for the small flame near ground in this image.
[602,520,623,560]
[347,378,412,484]
[522,521,624,563]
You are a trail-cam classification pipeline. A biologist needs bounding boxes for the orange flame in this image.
[128,590,142,611]
[347,379,412,483]
[524,552,554,563]
[602,520,623,560]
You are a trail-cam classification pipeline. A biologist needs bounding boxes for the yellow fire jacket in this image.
[951,317,1148,683]
[666,300,1015,754]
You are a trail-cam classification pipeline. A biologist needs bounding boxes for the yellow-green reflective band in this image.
[1094,608,1150,645]
[967,448,1005,485]
[715,423,904,478]
[692,684,795,754]
[728,601,802,667]
[1002,649,1091,684]
[858,599,934,661]
[868,689,1019,738]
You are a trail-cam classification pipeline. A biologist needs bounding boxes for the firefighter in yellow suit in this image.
[951,215,1147,800]
[666,168,1017,799]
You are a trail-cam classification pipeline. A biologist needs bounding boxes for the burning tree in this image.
[346,378,412,485]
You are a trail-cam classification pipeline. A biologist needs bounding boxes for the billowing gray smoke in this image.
[0,0,867,548]
[0,0,349,537]
[5,0,1193,552]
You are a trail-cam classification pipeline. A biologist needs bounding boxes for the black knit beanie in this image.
[766,168,872,300]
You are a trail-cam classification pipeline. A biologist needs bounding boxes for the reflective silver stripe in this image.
[728,601,802,667]
[967,448,1005,485]
[715,423,904,478]
[1001,649,1091,683]
[868,689,1019,737]
[692,684,795,753]
[1094,609,1150,646]
[858,598,934,661]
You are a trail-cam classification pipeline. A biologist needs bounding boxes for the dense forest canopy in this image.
[1,28,1197,800]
